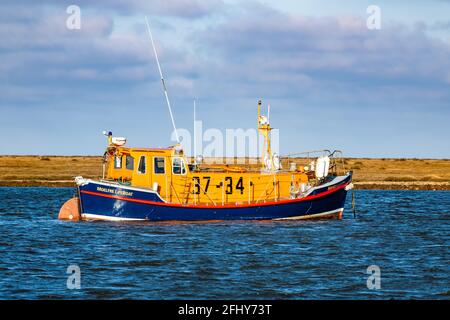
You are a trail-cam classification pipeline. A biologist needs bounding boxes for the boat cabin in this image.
[103,141,315,206]
[101,101,339,206]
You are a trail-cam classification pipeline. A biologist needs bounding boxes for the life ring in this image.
[118,177,131,186]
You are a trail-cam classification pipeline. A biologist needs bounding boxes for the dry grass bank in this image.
[0,156,448,190]
[0,156,102,187]
[344,158,450,190]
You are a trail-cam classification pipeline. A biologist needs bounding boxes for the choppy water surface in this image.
[0,187,448,299]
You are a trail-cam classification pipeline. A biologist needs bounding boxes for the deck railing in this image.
[187,149,347,176]
[280,149,347,176]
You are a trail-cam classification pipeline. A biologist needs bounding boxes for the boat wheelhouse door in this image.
[130,154,150,188]
[151,155,169,199]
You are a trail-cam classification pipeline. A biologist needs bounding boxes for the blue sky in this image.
[1,0,449,157]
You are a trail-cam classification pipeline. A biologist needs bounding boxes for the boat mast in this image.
[193,98,196,157]
[144,16,180,144]
[258,100,273,170]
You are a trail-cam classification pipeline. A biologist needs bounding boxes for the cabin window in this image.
[114,156,122,169]
[125,155,134,170]
[154,157,165,174]
[172,157,186,175]
[138,156,146,174]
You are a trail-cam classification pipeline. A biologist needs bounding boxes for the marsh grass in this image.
[384,176,417,182]
[0,156,449,189]
[0,156,102,186]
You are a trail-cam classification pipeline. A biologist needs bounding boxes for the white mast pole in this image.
[193,98,196,157]
[145,16,180,144]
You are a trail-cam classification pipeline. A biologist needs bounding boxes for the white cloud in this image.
[1,1,450,157]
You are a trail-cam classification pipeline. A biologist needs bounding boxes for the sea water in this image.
[0,187,448,299]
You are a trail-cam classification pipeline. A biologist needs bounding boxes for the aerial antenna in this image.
[144,16,180,144]
[193,98,196,157]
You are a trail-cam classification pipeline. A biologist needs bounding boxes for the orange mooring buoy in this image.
[58,197,81,221]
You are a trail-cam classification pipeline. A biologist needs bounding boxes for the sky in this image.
[0,0,449,158]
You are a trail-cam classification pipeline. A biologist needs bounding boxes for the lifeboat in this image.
[59,100,353,222]
[58,20,353,222]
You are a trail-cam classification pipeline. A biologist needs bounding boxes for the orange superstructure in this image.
[99,101,344,206]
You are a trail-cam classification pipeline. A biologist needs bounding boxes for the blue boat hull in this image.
[77,174,352,222]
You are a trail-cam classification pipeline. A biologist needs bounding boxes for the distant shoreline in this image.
[1,181,448,190]
[0,156,449,190]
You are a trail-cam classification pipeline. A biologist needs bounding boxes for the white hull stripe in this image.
[273,208,344,221]
[82,208,344,222]
[81,213,146,221]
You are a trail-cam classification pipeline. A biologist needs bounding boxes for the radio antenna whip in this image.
[193,98,197,156]
[145,16,180,143]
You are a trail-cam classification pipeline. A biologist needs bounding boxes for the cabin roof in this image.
[116,146,173,153]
